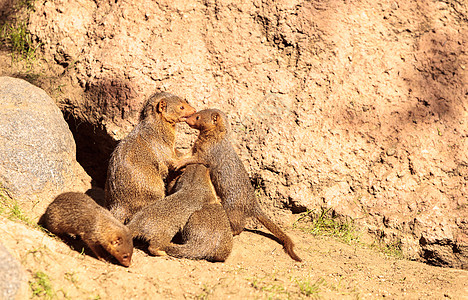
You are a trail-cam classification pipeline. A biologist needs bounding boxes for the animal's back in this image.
[43,192,99,236]
[174,202,233,262]
[202,137,256,214]
[127,164,211,253]
[105,125,167,222]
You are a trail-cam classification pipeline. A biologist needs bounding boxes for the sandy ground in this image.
[1,215,467,299]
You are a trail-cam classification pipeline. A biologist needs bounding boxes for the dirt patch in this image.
[1,216,467,299]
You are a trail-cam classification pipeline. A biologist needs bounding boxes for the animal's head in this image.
[185,109,229,134]
[106,228,133,267]
[140,92,196,124]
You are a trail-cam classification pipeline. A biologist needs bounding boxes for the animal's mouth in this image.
[184,114,198,127]
[120,254,132,267]
[179,111,196,122]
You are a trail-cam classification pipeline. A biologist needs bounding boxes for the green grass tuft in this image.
[1,21,39,62]
[30,271,55,299]
[249,276,291,299]
[18,0,36,11]
[196,284,213,300]
[0,185,33,225]
[1,0,39,65]
[295,277,324,297]
[372,239,404,259]
[294,207,360,244]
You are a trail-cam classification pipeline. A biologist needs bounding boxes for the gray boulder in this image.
[0,243,27,300]
[0,76,91,221]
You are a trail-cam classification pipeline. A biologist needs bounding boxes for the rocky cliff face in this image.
[12,0,468,268]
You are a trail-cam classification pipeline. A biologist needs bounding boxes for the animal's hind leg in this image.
[226,209,246,236]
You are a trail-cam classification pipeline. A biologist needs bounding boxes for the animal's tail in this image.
[164,242,230,262]
[254,207,302,262]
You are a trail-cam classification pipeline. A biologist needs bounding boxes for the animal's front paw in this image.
[172,159,190,171]
[148,246,167,256]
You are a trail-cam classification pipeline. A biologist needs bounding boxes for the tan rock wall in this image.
[22,0,468,268]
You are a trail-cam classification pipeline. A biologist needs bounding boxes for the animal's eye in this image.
[112,237,122,245]
[180,106,185,110]
[196,116,200,120]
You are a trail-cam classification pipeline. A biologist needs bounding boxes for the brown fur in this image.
[164,168,233,262]
[40,192,133,267]
[175,109,302,262]
[105,92,196,223]
[127,164,228,258]
[165,203,233,262]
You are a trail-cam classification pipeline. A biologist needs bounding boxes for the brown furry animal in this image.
[127,164,222,257]
[163,165,233,262]
[165,202,233,262]
[174,109,302,262]
[40,192,133,267]
[105,92,196,223]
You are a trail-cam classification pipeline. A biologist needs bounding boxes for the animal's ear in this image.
[157,99,167,113]
[212,112,220,124]
[140,102,153,120]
